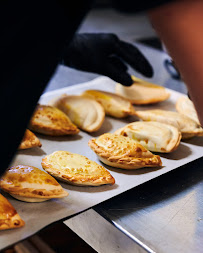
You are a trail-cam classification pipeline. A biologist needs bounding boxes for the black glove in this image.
[62,33,153,86]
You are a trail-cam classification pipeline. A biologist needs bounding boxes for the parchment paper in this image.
[1,76,202,250]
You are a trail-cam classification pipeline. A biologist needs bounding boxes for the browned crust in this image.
[41,157,115,186]
[29,104,79,136]
[0,180,68,199]
[29,122,79,136]
[0,194,25,230]
[18,129,42,150]
[88,139,162,169]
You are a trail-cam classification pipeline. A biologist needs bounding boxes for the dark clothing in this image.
[0,0,171,175]
[0,0,93,174]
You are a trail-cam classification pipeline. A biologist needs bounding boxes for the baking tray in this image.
[1,76,202,250]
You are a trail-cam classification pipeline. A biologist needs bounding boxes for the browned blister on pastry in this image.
[51,95,105,132]
[88,133,162,170]
[134,109,203,139]
[0,193,25,230]
[41,151,115,186]
[0,165,68,202]
[18,129,42,150]
[82,90,135,118]
[115,76,170,105]
[115,121,181,153]
[29,104,79,136]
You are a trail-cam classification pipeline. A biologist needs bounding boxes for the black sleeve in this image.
[0,0,93,175]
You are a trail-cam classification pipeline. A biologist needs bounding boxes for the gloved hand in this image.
[62,33,153,86]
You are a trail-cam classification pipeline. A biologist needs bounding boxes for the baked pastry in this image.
[41,151,115,186]
[115,75,170,104]
[115,121,181,153]
[51,95,105,132]
[18,129,42,150]
[134,109,203,139]
[0,193,25,230]
[0,165,68,202]
[88,133,162,169]
[176,96,200,124]
[29,104,79,136]
[82,90,135,118]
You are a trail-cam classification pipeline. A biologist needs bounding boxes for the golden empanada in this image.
[176,96,200,124]
[82,90,135,118]
[115,121,181,153]
[29,104,79,136]
[0,193,25,230]
[115,76,170,104]
[88,133,162,169]
[134,109,203,139]
[41,151,115,186]
[51,95,105,132]
[18,129,42,150]
[0,165,68,202]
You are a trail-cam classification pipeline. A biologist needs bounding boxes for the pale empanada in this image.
[52,95,105,132]
[88,133,162,170]
[176,96,200,124]
[115,75,170,105]
[0,193,25,230]
[29,104,79,136]
[134,109,203,139]
[82,90,135,118]
[41,151,115,186]
[18,129,42,150]
[115,121,181,153]
[0,165,68,202]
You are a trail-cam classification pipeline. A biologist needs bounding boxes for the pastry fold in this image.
[82,89,135,118]
[134,109,203,139]
[0,165,68,202]
[115,76,170,105]
[42,151,115,186]
[115,121,181,153]
[29,104,79,136]
[89,133,162,169]
[18,129,42,150]
[51,95,105,132]
[0,193,25,230]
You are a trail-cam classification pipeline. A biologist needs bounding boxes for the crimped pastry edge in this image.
[88,138,162,169]
[41,157,115,186]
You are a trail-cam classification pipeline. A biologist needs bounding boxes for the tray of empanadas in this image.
[0,76,202,250]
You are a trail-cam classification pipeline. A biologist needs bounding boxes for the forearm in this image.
[148,0,203,126]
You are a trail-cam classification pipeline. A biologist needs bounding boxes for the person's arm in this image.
[148,0,203,126]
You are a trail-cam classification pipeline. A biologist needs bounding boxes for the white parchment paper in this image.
[1,76,202,250]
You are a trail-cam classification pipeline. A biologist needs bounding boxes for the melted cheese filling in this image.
[46,151,107,176]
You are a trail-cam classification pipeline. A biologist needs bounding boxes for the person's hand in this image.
[62,33,153,86]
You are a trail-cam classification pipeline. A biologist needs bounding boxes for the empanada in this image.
[115,75,170,104]
[82,90,135,118]
[115,121,181,153]
[29,104,79,136]
[0,193,25,230]
[18,129,42,150]
[134,109,203,139]
[51,95,105,132]
[0,165,68,202]
[176,96,200,124]
[41,151,115,186]
[88,133,162,169]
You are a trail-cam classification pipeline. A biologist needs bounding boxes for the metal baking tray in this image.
[1,76,202,250]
